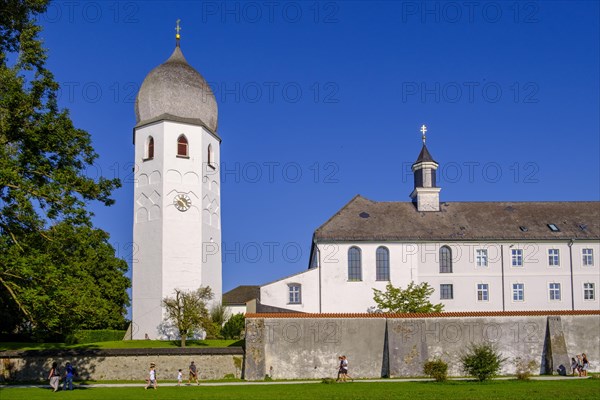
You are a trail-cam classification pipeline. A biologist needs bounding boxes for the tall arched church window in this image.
[177,135,188,157]
[146,136,154,160]
[376,246,390,281]
[440,246,453,273]
[348,247,362,281]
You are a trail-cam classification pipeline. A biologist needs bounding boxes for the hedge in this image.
[65,330,126,344]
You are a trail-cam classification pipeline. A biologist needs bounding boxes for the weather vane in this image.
[420,124,427,144]
[175,19,181,45]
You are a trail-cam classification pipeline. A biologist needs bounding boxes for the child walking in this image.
[177,369,183,386]
[145,363,157,390]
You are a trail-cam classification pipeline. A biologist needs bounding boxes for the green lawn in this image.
[1,380,599,400]
[0,340,243,351]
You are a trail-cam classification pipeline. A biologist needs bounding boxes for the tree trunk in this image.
[181,334,187,348]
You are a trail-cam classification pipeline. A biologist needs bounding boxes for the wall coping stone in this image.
[246,310,600,319]
[0,346,244,359]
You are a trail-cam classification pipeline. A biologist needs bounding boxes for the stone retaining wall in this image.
[0,348,244,382]
[244,312,600,380]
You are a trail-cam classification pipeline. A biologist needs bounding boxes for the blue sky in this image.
[37,1,599,298]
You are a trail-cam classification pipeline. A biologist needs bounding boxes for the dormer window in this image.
[547,224,560,232]
[177,135,188,157]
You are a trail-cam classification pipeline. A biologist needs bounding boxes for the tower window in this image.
[439,246,452,273]
[512,283,524,302]
[207,144,214,166]
[177,135,189,157]
[348,247,362,281]
[146,136,154,160]
[376,246,390,281]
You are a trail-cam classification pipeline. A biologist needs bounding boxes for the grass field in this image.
[1,380,599,400]
[0,340,242,351]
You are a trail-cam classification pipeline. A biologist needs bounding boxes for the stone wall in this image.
[244,312,600,380]
[0,348,243,382]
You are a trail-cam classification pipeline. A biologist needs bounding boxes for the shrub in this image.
[514,357,538,380]
[423,359,448,382]
[461,343,506,381]
[222,313,245,339]
[65,330,126,344]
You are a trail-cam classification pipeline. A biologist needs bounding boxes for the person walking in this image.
[145,362,157,389]
[336,356,345,382]
[188,361,199,385]
[63,362,76,390]
[48,362,60,392]
[342,356,353,382]
[581,353,590,377]
[177,369,183,386]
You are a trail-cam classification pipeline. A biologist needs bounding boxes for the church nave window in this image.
[376,246,390,281]
[439,246,453,273]
[177,135,189,157]
[348,247,362,281]
[145,136,154,160]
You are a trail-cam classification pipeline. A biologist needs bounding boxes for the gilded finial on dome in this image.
[175,19,181,46]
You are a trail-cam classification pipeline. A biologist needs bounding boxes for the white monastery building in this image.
[259,126,600,313]
[131,32,222,339]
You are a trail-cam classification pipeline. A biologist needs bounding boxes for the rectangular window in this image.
[548,249,560,266]
[583,249,594,266]
[477,283,489,301]
[549,283,561,301]
[512,283,524,302]
[288,285,301,304]
[440,284,453,300]
[511,249,523,267]
[584,283,595,300]
[476,249,488,267]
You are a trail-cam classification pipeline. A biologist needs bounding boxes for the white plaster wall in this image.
[259,240,599,314]
[132,121,222,339]
[260,268,320,312]
[225,305,247,316]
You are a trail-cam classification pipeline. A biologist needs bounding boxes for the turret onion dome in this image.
[135,46,218,133]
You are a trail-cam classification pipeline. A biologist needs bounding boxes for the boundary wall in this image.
[244,311,600,380]
[0,347,243,382]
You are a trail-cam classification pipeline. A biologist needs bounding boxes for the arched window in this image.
[146,136,154,160]
[348,247,362,281]
[207,144,213,165]
[376,246,390,281]
[177,135,188,157]
[440,246,453,273]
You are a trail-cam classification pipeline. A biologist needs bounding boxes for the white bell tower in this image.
[410,124,441,212]
[131,24,222,339]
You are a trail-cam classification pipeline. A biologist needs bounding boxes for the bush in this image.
[222,314,245,339]
[514,357,538,380]
[65,329,126,344]
[461,343,506,381]
[423,359,448,382]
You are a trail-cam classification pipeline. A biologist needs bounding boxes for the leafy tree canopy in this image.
[0,0,127,339]
[372,282,444,313]
[162,287,213,347]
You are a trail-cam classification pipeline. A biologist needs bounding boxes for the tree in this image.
[206,301,231,339]
[372,282,444,313]
[222,313,245,340]
[0,0,125,339]
[162,287,213,347]
[461,343,506,381]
